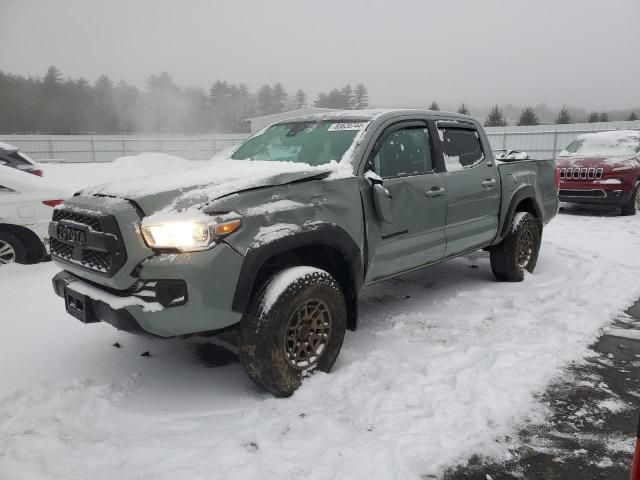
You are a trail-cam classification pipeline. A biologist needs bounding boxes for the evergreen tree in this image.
[628,111,639,121]
[429,100,439,111]
[294,89,307,109]
[353,83,369,109]
[0,68,379,134]
[314,92,329,108]
[236,83,254,131]
[484,105,507,127]
[327,89,344,108]
[556,105,571,124]
[145,71,182,133]
[518,107,539,126]
[93,75,120,132]
[114,80,141,132]
[257,84,274,115]
[587,111,600,123]
[457,103,469,115]
[41,66,65,133]
[272,83,288,113]
[340,84,354,109]
[54,77,89,134]
[183,87,208,133]
[146,71,176,93]
[599,111,609,122]
[42,66,63,93]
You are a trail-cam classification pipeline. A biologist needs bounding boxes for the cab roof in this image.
[275,108,475,125]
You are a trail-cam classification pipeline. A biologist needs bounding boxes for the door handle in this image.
[425,187,446,198]
[481,179,497,188]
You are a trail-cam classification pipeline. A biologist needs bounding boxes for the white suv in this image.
[0,164,68,265]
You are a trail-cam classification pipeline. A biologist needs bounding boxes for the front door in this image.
[364,123,447,282]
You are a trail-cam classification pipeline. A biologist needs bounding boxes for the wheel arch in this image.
[495,187,543,243]
[231,224,363,331]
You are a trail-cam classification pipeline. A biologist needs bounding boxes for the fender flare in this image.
[495,186,543,242]
[231,223,364,328]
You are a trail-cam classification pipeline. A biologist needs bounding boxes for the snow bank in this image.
[1,211,640,479]
[43,153,205,192]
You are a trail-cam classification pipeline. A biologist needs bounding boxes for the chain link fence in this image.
[3,120,640,163]
[0,134,250,163]
[485,120,640,160]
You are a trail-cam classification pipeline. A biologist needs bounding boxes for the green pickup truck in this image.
[50,109,559,395]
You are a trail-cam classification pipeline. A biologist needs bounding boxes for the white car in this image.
[0,141,43,177]
[0,164,69,265]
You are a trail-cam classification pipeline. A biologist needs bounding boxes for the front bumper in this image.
[52,243,245,337]
[53,271,152,336]
[558,188,632,205]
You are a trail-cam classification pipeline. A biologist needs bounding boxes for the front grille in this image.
[52,209,102,232]
[559,167,603,181]
[50,238,73,259]
[50,207,127,276]
[81,249,111,272]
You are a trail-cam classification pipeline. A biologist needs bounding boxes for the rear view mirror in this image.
[372,183,394,223]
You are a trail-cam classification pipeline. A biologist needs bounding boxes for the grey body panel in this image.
[493,159,559,243]
[364,172,447,282]
[51,109,558,337]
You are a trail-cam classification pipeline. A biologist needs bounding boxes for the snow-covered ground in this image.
[2,158,640,479]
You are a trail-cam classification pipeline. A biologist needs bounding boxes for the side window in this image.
[439,128,484,172]
[374,128,432,178]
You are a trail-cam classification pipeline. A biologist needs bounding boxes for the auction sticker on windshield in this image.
[327,122,368,131]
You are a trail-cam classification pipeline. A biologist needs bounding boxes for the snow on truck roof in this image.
[274,109,473,124]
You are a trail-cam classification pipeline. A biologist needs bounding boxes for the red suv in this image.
[556,130,640,215]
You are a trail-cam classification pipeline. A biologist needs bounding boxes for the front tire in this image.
[0,232,28,265]
[239,267,347,397]
[490,213,541,282]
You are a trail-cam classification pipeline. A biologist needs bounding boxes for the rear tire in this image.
[620,184,639,216]
[239,267,347,397]
[0,232,28,265]
[490,213,541,282]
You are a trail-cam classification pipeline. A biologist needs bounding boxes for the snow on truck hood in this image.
[81,159,352,213]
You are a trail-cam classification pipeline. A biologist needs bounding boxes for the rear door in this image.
[364,121,447,281]
[436,121,500,256]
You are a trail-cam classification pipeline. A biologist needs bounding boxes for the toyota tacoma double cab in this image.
[50,109,558,395]
[556,130,640,215]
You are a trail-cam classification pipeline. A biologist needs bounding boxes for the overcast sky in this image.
[1,0,638,110]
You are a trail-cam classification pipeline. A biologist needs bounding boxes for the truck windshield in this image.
[560,133,640,158]
[231,121,368,166]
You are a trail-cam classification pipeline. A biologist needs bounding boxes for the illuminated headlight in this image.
[141,213,242,252]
